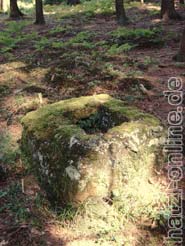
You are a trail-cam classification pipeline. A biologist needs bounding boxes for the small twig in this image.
[21,179,25,194]
[38,93,43,106]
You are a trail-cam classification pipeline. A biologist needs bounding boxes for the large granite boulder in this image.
[21,94,165,206]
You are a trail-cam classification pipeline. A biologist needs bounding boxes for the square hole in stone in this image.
[77,106,128,134]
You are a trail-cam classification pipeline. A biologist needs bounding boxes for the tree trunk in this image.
[35,0,45,25]
[67,0,80,5]
[173,28,185,62]
[0,0,3,11]
[9,0,24,19]
[115,0,128,25]
[161,0,181,20]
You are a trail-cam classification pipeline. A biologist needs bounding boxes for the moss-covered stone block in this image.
[21,94,165,206]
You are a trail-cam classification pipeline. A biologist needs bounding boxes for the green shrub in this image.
[0,182,30,222]
[0,131,20,165]
[108,43,136,55]
[0,20,31,53]
[34,37,51,51]
[110,27,164,48]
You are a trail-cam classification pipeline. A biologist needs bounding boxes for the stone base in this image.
[21,94,165,206]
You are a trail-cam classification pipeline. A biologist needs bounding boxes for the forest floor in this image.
[0,1,185,245]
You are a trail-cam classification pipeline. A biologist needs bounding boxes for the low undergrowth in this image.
[0,131,19,166]
[0,182,30,222]
[109,27,164,53]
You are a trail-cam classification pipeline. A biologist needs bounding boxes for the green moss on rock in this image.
[21,94,166,214]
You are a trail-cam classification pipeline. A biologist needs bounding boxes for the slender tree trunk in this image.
[35,0,45,25]
[9,0,24,19]
[161,0,181,20]
[115,0,128,25]
[180,29,185,55]
[173,28,185,62]
[67,0,80,5]
[0,0,3,11]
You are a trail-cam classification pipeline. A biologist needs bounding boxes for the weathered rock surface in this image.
[21,94,165,206]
